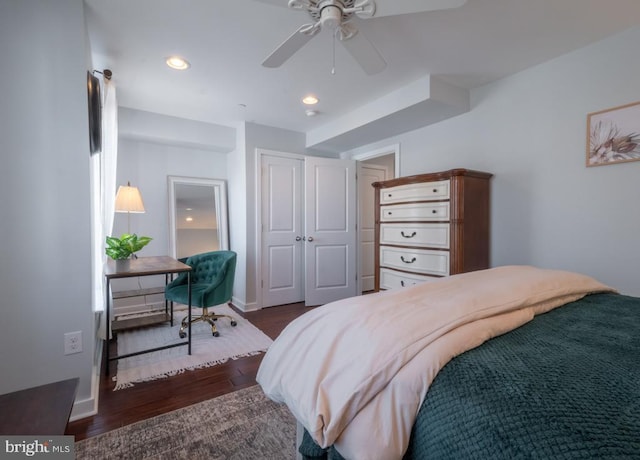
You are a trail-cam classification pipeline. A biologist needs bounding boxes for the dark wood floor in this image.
[67,302,310,441]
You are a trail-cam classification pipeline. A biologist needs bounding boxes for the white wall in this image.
[345,26,640,295]
[115,137,228,252]
[118,107,235,153]
[0,0,95,409]
[227,124,248,308]
[112,133,229,293]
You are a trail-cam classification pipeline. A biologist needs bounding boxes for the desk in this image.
[0,378,79,435]
[105,256,192,374]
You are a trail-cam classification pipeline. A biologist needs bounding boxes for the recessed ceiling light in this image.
[305,109,318,117]
[166,56,190,70]
[302,95,319,105]
[185,217,193,222]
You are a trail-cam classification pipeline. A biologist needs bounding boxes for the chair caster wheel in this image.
[212,331,220,337]
[179,331,187,339]
[230,321,237,327]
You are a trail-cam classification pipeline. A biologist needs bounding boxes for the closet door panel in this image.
[261,156,304,307]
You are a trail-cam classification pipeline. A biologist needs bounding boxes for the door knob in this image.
[307,236,314,242]
[295,236,302,241]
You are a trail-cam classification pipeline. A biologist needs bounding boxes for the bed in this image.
[256,266,640,459]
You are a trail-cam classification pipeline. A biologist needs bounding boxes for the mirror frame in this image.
[167,175,229,259]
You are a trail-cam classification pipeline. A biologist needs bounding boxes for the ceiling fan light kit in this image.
[258,0,466,75]
[320,5,343,29]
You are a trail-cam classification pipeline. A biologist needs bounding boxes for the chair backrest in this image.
[166,251,237,307]
[185,251,236,290]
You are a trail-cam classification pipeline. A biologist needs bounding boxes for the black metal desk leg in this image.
[105,278,111,375]
[188,271,192,355]
[165,273,173,326]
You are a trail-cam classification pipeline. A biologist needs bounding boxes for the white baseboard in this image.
[231,296,259,312]
[69,393,97,421]
[69,338,103,421]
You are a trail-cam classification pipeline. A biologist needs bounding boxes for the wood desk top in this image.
[105,255,191,279]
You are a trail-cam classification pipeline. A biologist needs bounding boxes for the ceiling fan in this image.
[255,0,467,75]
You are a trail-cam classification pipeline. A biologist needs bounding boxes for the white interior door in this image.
[304,157,357,306]
[261,155,304,307]
[358,163,388,293]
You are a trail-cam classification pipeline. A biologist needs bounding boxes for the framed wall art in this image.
[586,101,640,167]
[87,71,102,155]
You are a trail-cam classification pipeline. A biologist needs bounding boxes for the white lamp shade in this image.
[115,184,145,213]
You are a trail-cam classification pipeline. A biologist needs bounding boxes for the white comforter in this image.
[256,266,614,459]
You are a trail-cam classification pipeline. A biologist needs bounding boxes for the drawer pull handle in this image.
[387,211,392,215]
[432,189,438,193]
[400,280,405,287]
[432,209,437,214]
[388,193,392,197]
[401,231,416,238]
[401,256,417,264]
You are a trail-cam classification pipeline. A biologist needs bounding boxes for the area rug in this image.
[114,305,273,390]
[75,385,297,459]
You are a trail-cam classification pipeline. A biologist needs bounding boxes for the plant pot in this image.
[115,258,131,271]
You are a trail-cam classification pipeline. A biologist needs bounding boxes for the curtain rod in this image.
[92,69,112,80]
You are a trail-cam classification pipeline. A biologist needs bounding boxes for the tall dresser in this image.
[373,168,492,291]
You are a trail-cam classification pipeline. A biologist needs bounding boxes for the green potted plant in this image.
[105,233,152,270]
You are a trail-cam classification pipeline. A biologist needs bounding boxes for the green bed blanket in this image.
[299,292,640,459]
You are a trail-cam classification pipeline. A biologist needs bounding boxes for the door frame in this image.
[351,144,400,294]
[351,143,401,175]
[357,162,389,294]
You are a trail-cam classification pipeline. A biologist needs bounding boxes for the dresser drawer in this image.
[380,223,450,249]
[380,202,449,222]
[379,268,438,290]
[380,180,450,204]
[380,246,450,276]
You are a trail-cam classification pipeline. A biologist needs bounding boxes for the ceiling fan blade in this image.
[251,0,290,7]
[262,24,318,68]
[339,29,386,75]
[252,0,317,10]
[370,0,467,18]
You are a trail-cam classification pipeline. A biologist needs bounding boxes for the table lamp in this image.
[115,181,145,234]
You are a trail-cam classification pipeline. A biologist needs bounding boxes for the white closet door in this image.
[304,157,357,306]
[261,155,304,307]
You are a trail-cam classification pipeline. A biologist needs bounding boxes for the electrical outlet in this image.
[64,331,82,355]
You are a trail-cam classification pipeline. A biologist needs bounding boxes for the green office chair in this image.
[165,251,237,338]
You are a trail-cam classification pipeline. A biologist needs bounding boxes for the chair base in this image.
[179,304,237,338]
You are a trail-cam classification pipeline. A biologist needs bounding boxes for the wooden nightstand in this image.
[0,378,79,435]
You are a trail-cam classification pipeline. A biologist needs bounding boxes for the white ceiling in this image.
[85,0,640,151]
